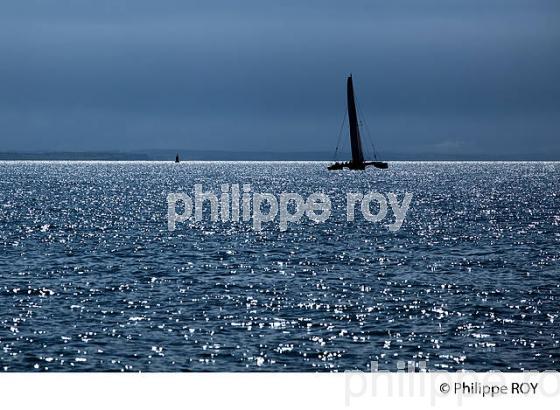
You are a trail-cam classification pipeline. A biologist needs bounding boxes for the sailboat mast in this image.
[347,75,364,165]
[328,75,388,171]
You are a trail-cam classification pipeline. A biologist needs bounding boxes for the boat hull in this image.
[327,161,388,171]
[372,161,388,169]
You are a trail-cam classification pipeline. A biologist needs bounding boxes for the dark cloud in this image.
[0,0,559,155]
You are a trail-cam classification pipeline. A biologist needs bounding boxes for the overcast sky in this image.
[0,0,559,156]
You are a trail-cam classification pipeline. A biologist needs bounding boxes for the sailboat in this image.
[175,153,180,163]
[328,75,388,170]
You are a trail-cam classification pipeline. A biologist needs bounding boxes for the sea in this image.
[0,161,558,371]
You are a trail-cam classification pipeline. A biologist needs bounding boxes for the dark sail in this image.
[327,75,388,171]
[347,76,364,165]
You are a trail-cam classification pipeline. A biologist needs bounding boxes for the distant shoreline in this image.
[0,150,558,161]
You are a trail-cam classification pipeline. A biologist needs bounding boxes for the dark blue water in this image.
[0,161,558,371]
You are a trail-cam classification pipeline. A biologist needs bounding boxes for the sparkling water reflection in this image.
[0,161,558,371]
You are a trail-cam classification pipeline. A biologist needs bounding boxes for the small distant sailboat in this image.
[328,75,388,171]
[175,153,180,163]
